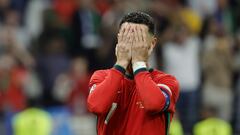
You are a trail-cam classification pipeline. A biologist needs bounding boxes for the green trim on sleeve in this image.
[149,68,154,72]
[133,68,147,76]
[114,65,126,75]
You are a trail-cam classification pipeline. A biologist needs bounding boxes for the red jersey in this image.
[87,67,179,135]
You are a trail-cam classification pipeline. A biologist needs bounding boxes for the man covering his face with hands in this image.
[87,12,180,135]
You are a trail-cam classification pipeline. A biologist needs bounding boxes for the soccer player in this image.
[87,12,180,135]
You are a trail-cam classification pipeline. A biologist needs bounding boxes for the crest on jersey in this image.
[136,101,144,109]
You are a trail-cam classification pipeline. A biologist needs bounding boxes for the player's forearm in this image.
[133,62,166,112]
[134,71,166,112]
[87,66,125,114]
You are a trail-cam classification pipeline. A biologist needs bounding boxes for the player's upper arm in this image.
[87,68,123,114]
[155,74,180,113]
[88,70,107,94]
[87,70,108,113]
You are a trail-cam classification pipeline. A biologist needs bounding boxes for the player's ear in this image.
[151,36,157,48]
[148,36,157,56]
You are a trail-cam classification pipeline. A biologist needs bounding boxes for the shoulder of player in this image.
[89,69,115,85]
[151,69,180,99]
[150,69,177,80]
[151,69,180,90]
[91,69,110,77]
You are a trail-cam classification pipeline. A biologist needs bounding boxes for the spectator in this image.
[53,57,90,115]
[97,0,126,70]
[53,0,76,25]
[0,54,27,113]
[233,30,240,134]
[25,0,50,38]
[70,0,102,71]
[35,9,73,55]
[162,17,201,134]
[36,35,70,107]
[193,106,232,135]
[214,0,234,33]
[0,0,10,22]
[202,31,234,121]
[188,0,218,18]
[0,8,32,55]
[12,107,52,135]
[10,0,28,24]
[201,16,219,51]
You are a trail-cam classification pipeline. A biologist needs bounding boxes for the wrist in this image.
[114,64,126,75]
[116,60,129,69]
[132,61,147,74]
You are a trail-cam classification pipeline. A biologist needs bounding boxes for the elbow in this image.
[143,97,165,113]
[87,97,108,114]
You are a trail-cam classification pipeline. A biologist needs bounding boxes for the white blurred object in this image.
[188,0,218,18]
[23,72,42,99]
[25,0,50,38]
[52,74,72,102]
[0,55,16,70]
[203,35,217,52]
[70,115,96,135]
[81,34,101,49]
[163,36,200,91]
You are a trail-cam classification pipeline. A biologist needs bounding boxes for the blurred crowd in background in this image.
[0,0,240,135]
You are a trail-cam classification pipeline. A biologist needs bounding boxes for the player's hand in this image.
[131,25,151,63]
[115,23,133,69]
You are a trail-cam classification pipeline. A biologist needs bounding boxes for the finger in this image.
[123,23,130,42]
[132,25,137,44]
[135,25,140,42]
[142,26,147,43]
[139,26,145,41]
[116,43,122,50]
[137,25,144,42]
[126,25,134,44]
[119,23,129,41]
[129,27,134,43]
[132,25,137,45]
[117,32,122,42]
[118,24,126,42]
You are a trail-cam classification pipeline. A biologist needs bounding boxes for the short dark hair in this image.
[119,12,155,34]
